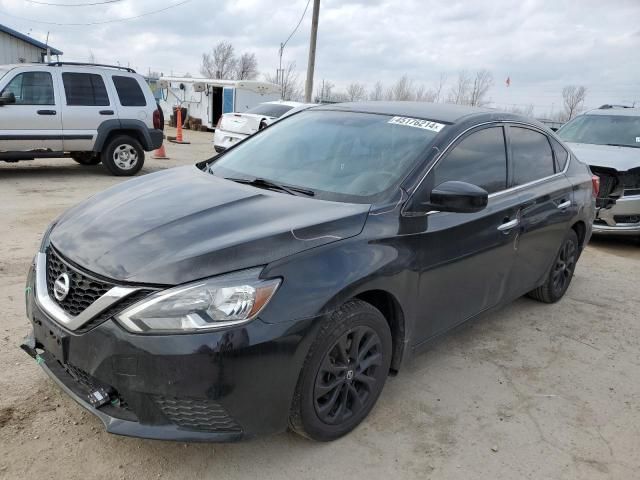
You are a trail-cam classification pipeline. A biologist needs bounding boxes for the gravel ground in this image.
[1,128,639,480]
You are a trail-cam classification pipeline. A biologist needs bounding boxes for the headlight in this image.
[116,268,280,333]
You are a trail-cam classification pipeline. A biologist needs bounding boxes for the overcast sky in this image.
[1,0,638,115]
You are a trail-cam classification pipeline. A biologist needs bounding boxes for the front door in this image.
[0,69,62,153]
[410,125,521,343]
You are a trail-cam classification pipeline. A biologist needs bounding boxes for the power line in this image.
[281,0,312,50]
[24,0,123,6]
[1,0,192,25]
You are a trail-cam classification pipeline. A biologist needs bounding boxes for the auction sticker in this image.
[388,116,446,132]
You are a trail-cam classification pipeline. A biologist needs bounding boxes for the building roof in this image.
[0,23,63,56]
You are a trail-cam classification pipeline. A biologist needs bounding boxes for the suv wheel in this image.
[102,135,144,176]
[289,300,392,441]
[528,228,579,303]
[71,152,101,165]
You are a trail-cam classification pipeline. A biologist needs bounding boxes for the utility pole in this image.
[304,0,320,103]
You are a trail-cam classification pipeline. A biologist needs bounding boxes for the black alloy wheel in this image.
[528,228,579,303]
[289,299,392,441]
[551,238,577,295]
[313,326,383,425]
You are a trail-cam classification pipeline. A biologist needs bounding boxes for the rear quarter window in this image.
[112,75,147,107]
[549,137,568,171]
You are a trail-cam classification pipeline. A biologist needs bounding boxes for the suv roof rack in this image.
[48,62,136,73]
[598,104,632,110]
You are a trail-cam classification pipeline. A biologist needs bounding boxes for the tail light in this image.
[153,109,161,129]
[591,175,600,198]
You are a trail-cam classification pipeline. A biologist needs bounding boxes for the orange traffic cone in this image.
[169,106,190,144]
[152,142,169,159]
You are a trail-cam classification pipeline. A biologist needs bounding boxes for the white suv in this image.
[0,62,164,176]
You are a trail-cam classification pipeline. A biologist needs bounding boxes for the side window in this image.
[62,73,109,106]
[112,75,147,107]
[432,127,507,194]
[549,137,568,172]
[510,127,555,185]
[1,72,54,105]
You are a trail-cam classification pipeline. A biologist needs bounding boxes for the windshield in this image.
[245,103,294,118]
[558,114,640,148]
[208,110,443,203]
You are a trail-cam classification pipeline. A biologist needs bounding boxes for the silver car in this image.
[558,105,640,236]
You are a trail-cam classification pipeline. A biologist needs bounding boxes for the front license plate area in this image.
[34,318,68,364]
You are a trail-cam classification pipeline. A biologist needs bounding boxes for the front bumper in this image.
[23,265,316,441]
[594,193,640,235]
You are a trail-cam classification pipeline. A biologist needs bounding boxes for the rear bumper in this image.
[148,129,164,151]
[594,193,640,235]
[213,129,248,151]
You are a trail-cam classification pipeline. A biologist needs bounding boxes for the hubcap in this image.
[113,144,138,170]
[313,326,383,425]
[552,239,577,293]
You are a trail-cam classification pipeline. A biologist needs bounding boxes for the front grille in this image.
[153,396,241,432]
[614,215,640,224]
[46,248,114,316]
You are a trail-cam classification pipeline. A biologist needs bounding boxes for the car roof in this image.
[314,101,500,124]
[582,106,640,117]
[263,101,308,108]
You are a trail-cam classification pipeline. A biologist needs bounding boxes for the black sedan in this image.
[22,102,596,442]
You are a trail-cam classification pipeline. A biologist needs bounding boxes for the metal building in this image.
[0,24,63,65]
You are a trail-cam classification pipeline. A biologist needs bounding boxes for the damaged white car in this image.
[558,105,640,236]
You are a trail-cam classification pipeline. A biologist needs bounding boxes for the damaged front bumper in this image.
[594,193,640,235]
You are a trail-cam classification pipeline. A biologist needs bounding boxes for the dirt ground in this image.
[1,127,639,480]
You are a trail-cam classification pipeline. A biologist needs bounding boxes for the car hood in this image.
[50,166,370,285]
[567,142,640,172]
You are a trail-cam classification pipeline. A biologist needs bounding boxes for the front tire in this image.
[289,300,392,441]
[528,229,579,303]
[101,135,144,176]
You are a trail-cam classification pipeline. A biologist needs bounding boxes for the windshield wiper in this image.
[606,143,639,149]
[225,177,315,196]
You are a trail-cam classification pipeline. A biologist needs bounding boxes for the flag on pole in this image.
[505,76,511,87]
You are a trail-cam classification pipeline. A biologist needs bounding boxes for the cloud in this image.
[0,0,638,113]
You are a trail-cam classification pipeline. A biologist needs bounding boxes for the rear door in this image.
[507,125,574,294]
[0,67,62,152]
[412,125,522,342]
[60,69,112,152]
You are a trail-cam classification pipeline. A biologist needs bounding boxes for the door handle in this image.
[557,200,571,210]
[37,110,56,115]
[99,110,115,115]
[498,218,519,232]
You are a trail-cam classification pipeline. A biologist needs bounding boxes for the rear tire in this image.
[528,229,579,303]
[101,135,144,176]
[289,299,392,441]
[72,152,101,165]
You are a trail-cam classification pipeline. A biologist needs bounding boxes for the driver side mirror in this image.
[0,91,16,106]
[405,180,488,214]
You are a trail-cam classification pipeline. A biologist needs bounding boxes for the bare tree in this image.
[346,82,367,102]
[390,75,414,101]
[434,73,447,103]
[234,53,258,80]
[265,62,302,101]
[369,81,384,101]
[468,69,493,106]
[316,79,335,102]
[562,85,587,120]
[448,71,472,105]
[200,41,236,79]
